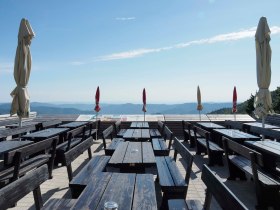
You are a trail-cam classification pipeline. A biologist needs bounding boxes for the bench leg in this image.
[196,142,206,155]
[33,187,43,210]
[66,164,73,182]
[189,136,195,148]
[208,152,223,167]
[102,139,106,149]
[88,148,92,159]
[227,162,247,180]
[48,161,54,179]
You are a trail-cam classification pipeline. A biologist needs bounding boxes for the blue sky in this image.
[0,0,280,104]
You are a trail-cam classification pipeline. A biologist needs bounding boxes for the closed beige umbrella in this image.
[197,85,203,121]
[254,17,272,132]
[10,18,35,126]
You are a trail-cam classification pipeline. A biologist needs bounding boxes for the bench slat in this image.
[64,137,93,166]
[156,157,174,187]
[69,155,110,198]
[165,157,186,187]
[133,174,158,210]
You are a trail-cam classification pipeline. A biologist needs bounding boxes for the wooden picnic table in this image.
[196,122,225,131]
[22,128,68,142]
[243,122,280,130]
[0,140,33,165]
[130,122,149,129]
[58,121,89,129]
[244,140,280,175]
[107,141,156,173]
[72,172,157,210]
[212,129,260,145]
[123,129,150,141]
[5,121,40,129]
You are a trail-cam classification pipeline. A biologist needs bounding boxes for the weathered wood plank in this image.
[71,172,112,210]
[132,174,157,210]
[123,142,142,164]
[0,165,49,210]
[142,142,156,164]
[109,142,129,164]
[96,173,136,210]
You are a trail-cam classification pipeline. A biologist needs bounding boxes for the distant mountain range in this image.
[0,102,232,115]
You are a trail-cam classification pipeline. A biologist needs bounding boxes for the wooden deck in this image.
[0,114,269,209]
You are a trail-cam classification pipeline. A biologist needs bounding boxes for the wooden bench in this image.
[169,164,249,210]
[194,125,224,166]
[265,114,280,126]
[150,120,164,138]
[63,136,94,182]
[182,121,196,148]
[0,124,37,140]
[0,164,51,210]
[104,138,125,155]
[248,125,280,141]
[0,136,58,187]
[55,126,86,165]
[156,137,193,208]
[113,120,127,138]
[223,137,280,209]
[101,125,114,149]
[224,120,245,131]
[152,138,169,156]
[162,125,174,150]
[0,118,19,127]
[69,155,110,198]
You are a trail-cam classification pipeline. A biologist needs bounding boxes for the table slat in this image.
[109,142,129,164]
[142,142,156,164]
[96,173,136,210]
[123,142,142,164]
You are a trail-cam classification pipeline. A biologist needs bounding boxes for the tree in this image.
[245,94,255,116]
[272,87,280,113]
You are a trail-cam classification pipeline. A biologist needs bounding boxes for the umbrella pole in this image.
[144,112,145,123]
[199,110,201,121]
[262,117,265,141]
[19,117,22,127]
[96,112,98,141]
[234,113,236,121]
[19,117,22,140]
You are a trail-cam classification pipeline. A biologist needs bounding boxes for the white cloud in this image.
[96,26,280,61]
[115,17,136,21]
[72,25,280,64]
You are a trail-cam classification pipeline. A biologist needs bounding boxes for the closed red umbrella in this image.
[94,86,101,112]
[232,86,237,113]
[94,86,100,140]
[232,86,237,121]
[142,88,146,122]
[142,88,146,112]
